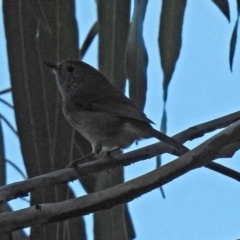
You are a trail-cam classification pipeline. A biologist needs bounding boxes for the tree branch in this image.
[173,110,240,142]
[0,119,240,232]
[0,112,240,206]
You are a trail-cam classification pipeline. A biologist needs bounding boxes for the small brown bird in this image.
[45,60,187,164]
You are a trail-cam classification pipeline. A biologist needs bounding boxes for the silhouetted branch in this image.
[0,118,240,232]
[0,112,240,206]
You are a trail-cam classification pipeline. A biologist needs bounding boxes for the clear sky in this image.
[1,1,240,239]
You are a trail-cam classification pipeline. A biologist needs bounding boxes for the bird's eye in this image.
[67,66,75,72]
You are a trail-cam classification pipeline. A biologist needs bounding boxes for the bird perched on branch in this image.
[45,60,188,165]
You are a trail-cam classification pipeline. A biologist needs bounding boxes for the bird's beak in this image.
[44,61,57,69]
[44,61,57,75]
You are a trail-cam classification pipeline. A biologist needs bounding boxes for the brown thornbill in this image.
[45,60,188,165]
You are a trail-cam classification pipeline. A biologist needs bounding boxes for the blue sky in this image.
[1,1,240,239]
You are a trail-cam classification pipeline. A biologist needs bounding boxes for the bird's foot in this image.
[104,148,121,173]
[66,153,95,178]
[67,152,94,168]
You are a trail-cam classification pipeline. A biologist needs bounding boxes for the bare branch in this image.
[0,119,240,232]
[173,110,240,142]
[0,113,240,206]
[206,162,240,181]
[0,139,179,205]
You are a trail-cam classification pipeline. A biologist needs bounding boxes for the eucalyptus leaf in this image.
[125,0,148,109]
[0,121,5,187]
[159,0,186,102]
[0,88,11,95]
[3,1,86,239]
[229,17,239,71]
[212,0,230,21]
[23,0,52,33]
[80,21,99,59]
[97,1,134,239]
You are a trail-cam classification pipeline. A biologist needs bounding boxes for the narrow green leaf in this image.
[159,185,166,198]
[80,21,99,59]
[0,98,13,109]
[157,105,167,199]
[0,114,18,136]
[125,0,148,109]
[23,0,52,33]
[0,88,11,95]
[3,0,86,238]
[156,154,166,198]
[98,0,130,91]
[6,158,27,179]
[212,0,230,21]
[157,1,184,185]
[97,1,134,239]
[237,0,240,13]
[229,17,239,71]
[0,121,6,187]
[157,101,167,199]
[160,105,167,134]
[159,0,186,102]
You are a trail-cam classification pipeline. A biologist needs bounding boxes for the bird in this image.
[45,59,188,165]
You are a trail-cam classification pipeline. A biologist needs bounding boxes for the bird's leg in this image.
[67,152,95,168]
[106,147,121,161]
[67,142,102,168]
[67,145,120,175]
[67,152,96,178]
[102,148,122,173]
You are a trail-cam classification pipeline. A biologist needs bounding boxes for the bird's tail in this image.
[150,128,189,155]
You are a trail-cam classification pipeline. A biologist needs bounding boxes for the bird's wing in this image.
[69,82,154,124]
